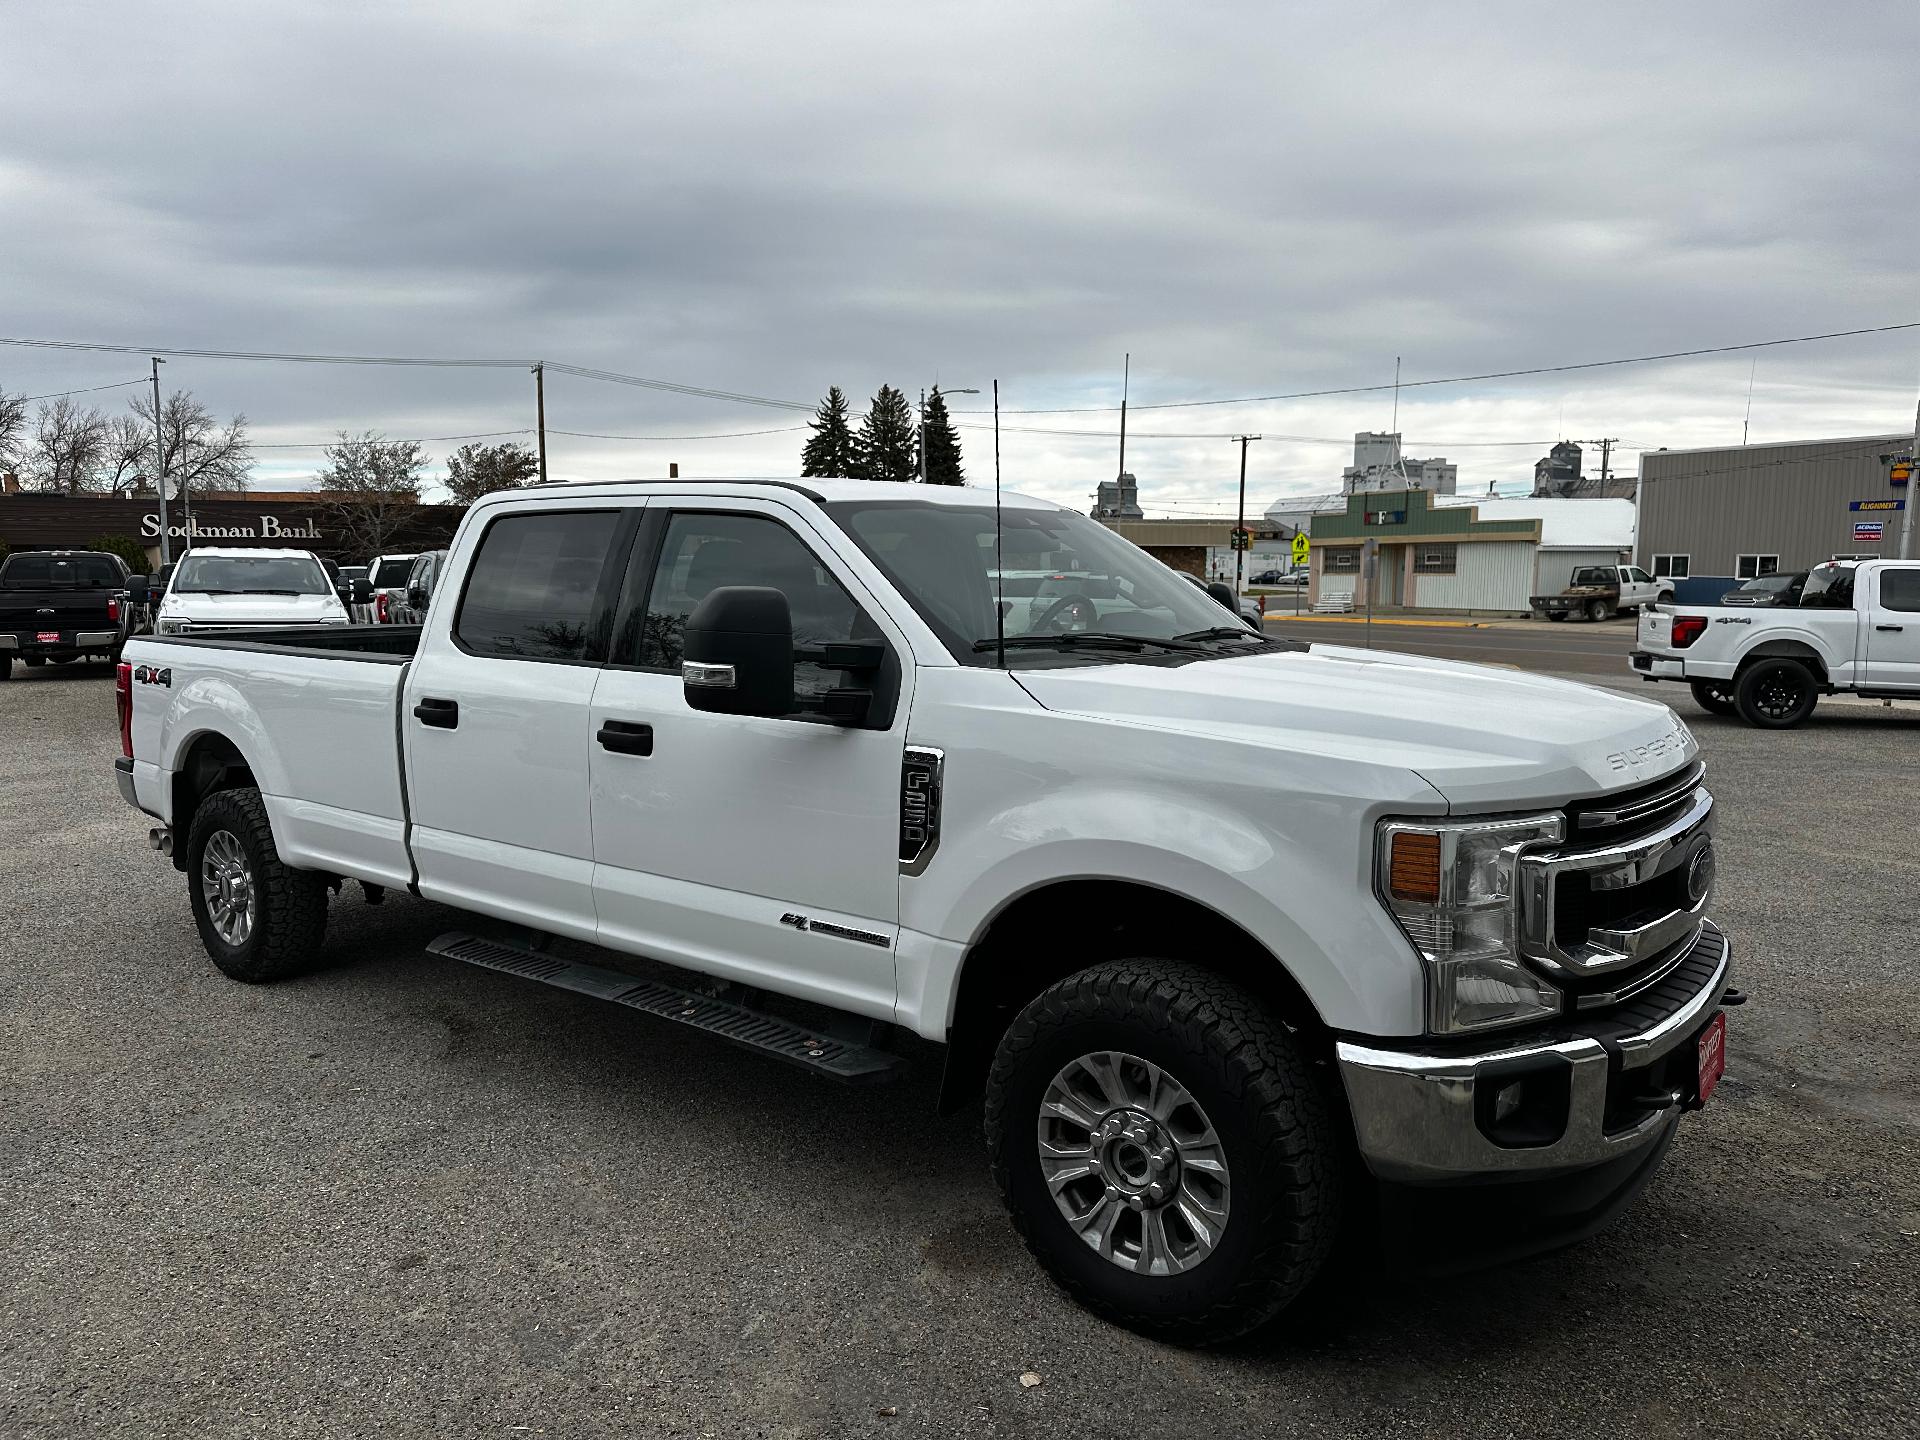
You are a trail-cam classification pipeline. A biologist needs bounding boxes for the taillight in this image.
[376,592,390,623]
[1672,615,1708,649]
[108,596,122,623]
[115,661,134,758]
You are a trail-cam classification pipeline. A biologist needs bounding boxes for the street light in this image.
[921,386,979,483]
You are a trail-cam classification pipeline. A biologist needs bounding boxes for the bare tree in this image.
[0,385,27,474]
[126,389,252,496]
[312,431,428,558]
[25,397,112,493]
[101,414,151,495]
[444,441,540,505]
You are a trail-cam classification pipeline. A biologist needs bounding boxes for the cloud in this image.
[2,0,1914,512]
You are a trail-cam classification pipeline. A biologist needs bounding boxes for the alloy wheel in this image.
[200,829,256,947]
[1036,1050,1231,1275]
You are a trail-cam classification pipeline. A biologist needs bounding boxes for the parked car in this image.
[390,550,450,625]
[1718,570,1807,607]
[0,549,133,678]
[1531,564,1673,622]
[366,552,421,623]
[117,478,1733,1344]
[152,547,360,636]
[1250,567,1308,587]
[1632,557,1920,726]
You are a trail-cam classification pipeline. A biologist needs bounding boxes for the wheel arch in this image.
[169,730,261,871]
[936,877,1333,1115]
[1737,639,1829,686]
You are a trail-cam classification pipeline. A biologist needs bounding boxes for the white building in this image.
[1341,432,1458,496]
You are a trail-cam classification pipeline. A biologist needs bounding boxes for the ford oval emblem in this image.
[1686,843,1715,906]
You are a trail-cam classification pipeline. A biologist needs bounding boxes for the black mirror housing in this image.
[1206,581,1237,610]
[407,586,428,611]
[348,578,373,604]
[125,574,148,593]
[682,585,794,718]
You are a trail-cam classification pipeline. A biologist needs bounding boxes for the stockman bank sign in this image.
[140,513,322,541]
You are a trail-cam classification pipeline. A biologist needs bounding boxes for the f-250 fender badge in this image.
[133,665,172,687]
[900,746,944,875]
[779,911,890,948]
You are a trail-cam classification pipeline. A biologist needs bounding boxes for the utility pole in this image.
[151,357,171,565]
[533,364,548,484]
[1901,384,1919,560]
[919,388,926,484]
[1117,353,1129,482]
[1592,437,1617,492]
[1231,434,1261,597]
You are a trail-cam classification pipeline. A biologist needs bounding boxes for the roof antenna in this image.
[1742,359,1757,445]
[994,378,1006,669]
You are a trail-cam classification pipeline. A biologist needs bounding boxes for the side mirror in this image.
[125,574,148,594]
[348,578,373,605]
[407,585,428,612]
[1205,581,1237,610]
[681,585,794,718]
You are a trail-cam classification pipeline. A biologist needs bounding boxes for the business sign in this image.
[1849,500,1905,511]
[1362,508,1405,526]
[140,512,322,541]
[1853,521,1885,543]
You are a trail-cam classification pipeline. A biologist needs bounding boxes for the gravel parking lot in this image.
[3,661,1916,1439]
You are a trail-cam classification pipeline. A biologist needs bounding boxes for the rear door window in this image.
[1879,570,1920,613]
[453,512,622,662]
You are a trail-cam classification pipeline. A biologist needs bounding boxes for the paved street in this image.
[3,659,1917,1439]
[1264,613,1641,677]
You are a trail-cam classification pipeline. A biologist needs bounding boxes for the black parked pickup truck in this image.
[0,550,134,680]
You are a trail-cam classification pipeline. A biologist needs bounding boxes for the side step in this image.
[426,932,906,1083]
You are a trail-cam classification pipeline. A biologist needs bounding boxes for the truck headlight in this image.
[1375,814,1564,1035]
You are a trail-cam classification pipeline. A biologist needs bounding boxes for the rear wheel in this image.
[186,786,330,981]
[1688,680,1737,716]
[1546,611,1567,622]
[1735,658,1819,729]
[1586,599,1612,622]
[0,653,11,681]
[985,960,1340,1345]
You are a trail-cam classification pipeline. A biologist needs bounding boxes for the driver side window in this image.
[620,512,871,701]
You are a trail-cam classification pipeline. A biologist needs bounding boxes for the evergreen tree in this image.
[854,384,918,484]
[800,385,857,477]
[920,386,966,485]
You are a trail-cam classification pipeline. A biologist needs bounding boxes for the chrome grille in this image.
[1517,782,1714,978]
[1570,759,1706,836]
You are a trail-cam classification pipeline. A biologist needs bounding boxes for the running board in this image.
[426,932,905,1083]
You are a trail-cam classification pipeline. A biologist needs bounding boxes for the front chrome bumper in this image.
[1336,922,1731,1184]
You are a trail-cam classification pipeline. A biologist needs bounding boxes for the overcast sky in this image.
[3,0,1916,512]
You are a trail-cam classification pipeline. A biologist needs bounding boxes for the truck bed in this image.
[137,623,423,660]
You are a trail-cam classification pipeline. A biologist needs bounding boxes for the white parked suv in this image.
[152,547,353,636]
[115,479,1735,1343]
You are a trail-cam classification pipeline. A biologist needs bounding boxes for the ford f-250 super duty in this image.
[115,478,1736,1343]
[1631,558,1920,726]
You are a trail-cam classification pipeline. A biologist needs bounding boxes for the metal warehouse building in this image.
[1636,433,1912,599]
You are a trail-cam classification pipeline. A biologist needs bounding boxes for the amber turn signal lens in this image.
[1389,832,1442,903]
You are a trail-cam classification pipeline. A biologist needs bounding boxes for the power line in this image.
[14,376,150,403]
[951,322,1920,414]
[552,424,810,441]
[248,428,536,450]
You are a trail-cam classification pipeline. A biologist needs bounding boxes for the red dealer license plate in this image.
[1697,1012,1727,1104]
[36,631,61,644]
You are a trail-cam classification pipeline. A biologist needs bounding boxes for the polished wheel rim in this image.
[1036,1050,1230,1275]
[200,829,256,947]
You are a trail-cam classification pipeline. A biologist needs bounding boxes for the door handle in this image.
[413,697,459,728]
[597,720,654,756]
[1877,624,1904,632]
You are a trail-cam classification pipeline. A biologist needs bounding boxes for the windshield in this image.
[1740,574,1795,593]
[826,501,1261,664]
[171,553,333,596]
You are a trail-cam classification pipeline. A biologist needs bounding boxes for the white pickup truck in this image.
[1631,558,1920,726]
[115,478,1736,1343]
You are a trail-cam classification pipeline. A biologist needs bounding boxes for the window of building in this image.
[1651,554,1690,578]
[621,511,870,702]
[1735,554,1779,580]
[1413,543,1457,574]
[454,510,620,662]
[1324,548,1359,573]
[1880,570,1920,613]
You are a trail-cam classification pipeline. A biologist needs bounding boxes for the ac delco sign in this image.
[140,513,322,541]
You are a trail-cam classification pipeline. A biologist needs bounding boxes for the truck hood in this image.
[1013,642,1695,811]
[162,592,346,623]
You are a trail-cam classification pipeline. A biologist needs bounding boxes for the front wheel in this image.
[1689,679,1737,716]
[1735,658,1819,729]
[186,786,330,981]
[985,961,1341,1345]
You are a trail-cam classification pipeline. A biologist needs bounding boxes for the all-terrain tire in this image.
[1735,657,1819,729]
[984,959,1342,1345]
[186,786,330,982]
